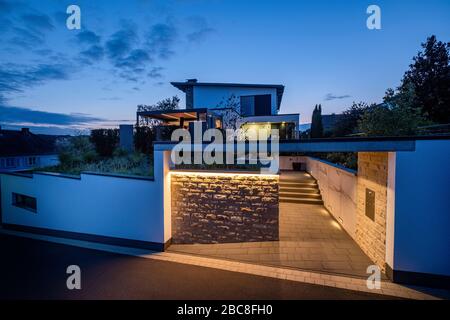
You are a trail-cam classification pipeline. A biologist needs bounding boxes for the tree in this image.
[358,83,430,136]
[400,35,450,123]
[90,129,119,157]
[212,94,243,130]
[56,136,98,168]
[310,104,323,138]
[332,102,370,137]
[137,96,180,126]
[134,126,154,155]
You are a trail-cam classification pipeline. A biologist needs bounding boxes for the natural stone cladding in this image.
[171,173,279,244]
[355,152,388,272]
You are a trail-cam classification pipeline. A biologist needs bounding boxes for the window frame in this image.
[12,192,37,213]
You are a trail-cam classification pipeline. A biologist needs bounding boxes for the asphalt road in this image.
[0,234,397,300]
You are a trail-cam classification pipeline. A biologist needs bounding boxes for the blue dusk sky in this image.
[0,0,449,134]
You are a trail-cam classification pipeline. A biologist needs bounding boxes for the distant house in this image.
[137,79,300,140]
[0,127,60,172]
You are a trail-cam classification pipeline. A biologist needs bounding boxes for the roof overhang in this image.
[154,136,450,152]
[137,108,208,121]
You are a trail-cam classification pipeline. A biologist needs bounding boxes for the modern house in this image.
[0,127,60,172]
[1,82,449,291]
[137,79,300,140]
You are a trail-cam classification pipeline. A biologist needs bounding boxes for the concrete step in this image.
[279,192,322,199]
[279,187,320,194]
[279,197,324,205]
[279,181,317,188]
[280,177,316,182]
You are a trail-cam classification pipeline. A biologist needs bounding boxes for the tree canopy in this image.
[400,35,450,124]
[310,104,323,138]
[329,35,449,137]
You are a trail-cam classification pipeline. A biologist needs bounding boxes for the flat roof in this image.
[137,108,208,121]
[171,81,284,91]
[154,135,450,152]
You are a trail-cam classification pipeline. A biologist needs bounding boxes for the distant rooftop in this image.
[0,127,61,157]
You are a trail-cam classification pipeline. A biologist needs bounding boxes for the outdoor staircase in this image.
[279,172,324,205]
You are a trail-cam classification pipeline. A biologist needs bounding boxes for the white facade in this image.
[193,85,279,115]
[388,139,450,277]
[0,154,59,172]
[0,150,172,246]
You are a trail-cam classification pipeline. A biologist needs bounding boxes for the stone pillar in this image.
[355,152,388,271]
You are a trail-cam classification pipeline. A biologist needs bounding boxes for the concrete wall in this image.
[280,156,358,238]
[0,172,164,244]
[281,154,388,272]
[0,150,173,246]
[170,172,279,244]
[193,86,278,115]
[307,158,358,238]
[392,140,450,277]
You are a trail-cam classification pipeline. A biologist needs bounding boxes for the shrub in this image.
[90,129,119,157]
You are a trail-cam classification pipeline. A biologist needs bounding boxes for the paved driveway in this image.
[170,202,380,278]
[0,234,395,299]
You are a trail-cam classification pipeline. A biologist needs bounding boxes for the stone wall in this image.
[171,172,279,244]
[355,152,388,271]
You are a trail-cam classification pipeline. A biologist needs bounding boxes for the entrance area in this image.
[169,171,382,278]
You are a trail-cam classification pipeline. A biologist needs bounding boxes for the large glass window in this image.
[240,96,255,116]
[240,94,272,116]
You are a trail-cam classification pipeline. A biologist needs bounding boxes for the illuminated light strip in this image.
[169,171,278,178]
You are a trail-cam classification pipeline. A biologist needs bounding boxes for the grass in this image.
[38,153,154,177]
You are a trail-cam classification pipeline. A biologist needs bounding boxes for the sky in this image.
[0,0,449,134]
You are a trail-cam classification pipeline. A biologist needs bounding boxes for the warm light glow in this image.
[331,220,342,230]
[169,171,278,177]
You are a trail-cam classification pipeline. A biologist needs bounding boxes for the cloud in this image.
[0,0,18,15]
[186,16,215,43]
[9,26,44,48]
[0,105,103,126]
[6,12,54,49]
[76,30,101,45]
[148,67,164,79]
[0,17,11,33]
[115,49,151,71]
[105,22,137,59]
[80,45,104,63]
[146,22,177,59]
[0,63,70,101]
[103,21,177,82]
[324,93,351,101]
[21,13,54,31]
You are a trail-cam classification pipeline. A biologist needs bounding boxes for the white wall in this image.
[193,86,278,115]
[385,152,396,269]
[1,161,168,244]
[392,139,450,276]
[280,156,358,237]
